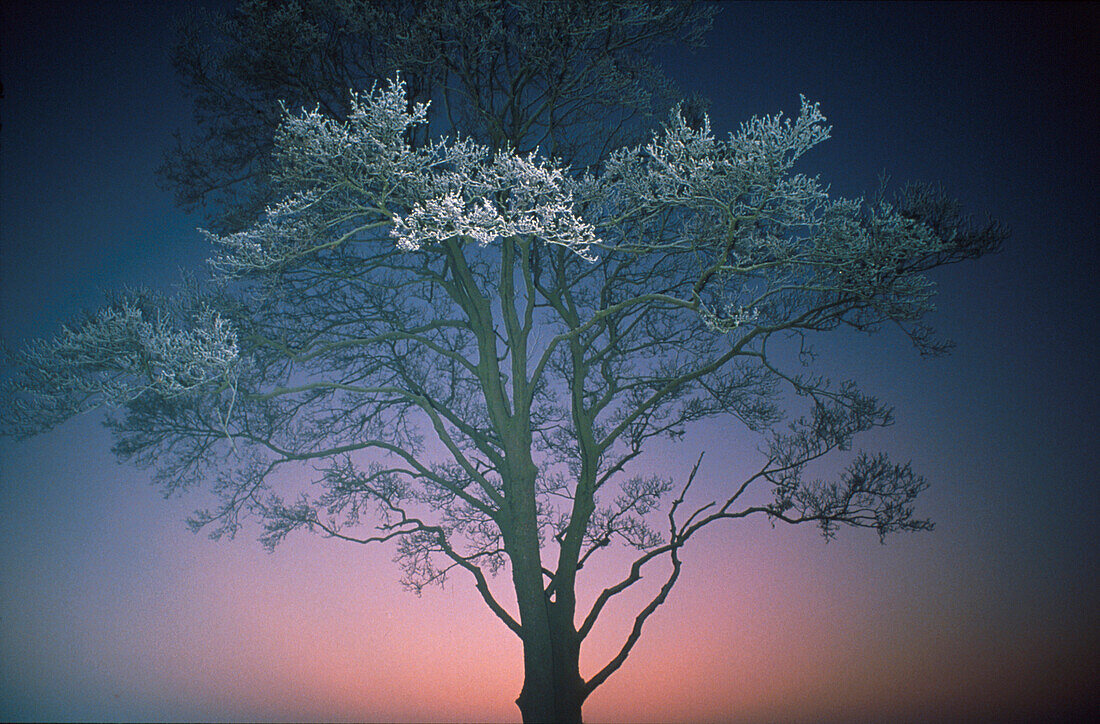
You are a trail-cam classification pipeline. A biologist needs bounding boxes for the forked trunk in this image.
[502,448,589,722]
[506,497,587,722]
[515,597,586,724]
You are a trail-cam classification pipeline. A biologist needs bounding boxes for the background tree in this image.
[161,0,712,232]
[2,2,1004,722]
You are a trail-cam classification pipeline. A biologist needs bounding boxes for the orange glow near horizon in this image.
[1,415,1096,722]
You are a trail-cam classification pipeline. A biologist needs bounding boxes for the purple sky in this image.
[2,1,1098,721]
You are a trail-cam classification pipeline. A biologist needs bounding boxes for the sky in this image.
[1,1,1098,722]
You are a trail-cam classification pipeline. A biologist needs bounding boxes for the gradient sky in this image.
[1,2,1098,722]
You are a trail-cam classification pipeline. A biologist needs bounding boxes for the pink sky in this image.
[2,412,1093,722]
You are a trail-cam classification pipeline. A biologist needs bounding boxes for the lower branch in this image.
[583,541,682,697]
[578,445,928,696]
[300,503,524,638]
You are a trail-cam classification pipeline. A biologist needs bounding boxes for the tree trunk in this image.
[514,595,587,724]
[499,423,588,722]
[504,473,588,722]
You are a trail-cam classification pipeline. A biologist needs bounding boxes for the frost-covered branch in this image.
[3,292,239,438]
[206,78,599,281]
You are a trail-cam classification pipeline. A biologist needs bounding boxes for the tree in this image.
[2,3,1005,722]
[160,0,712,232]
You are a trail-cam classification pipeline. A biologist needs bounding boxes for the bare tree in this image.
[160,0,712,232]
[3,3,1005,722]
